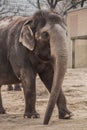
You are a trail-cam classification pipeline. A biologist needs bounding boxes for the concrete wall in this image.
[67,7,87,68]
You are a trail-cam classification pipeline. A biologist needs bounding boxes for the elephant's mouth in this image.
[34,44,50,63]
[37,53,50,63]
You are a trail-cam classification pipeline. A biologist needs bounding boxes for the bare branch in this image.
[47,0,62,9]
[37,0,41,9]
[27,0,38,8]
[64,0,86,14]
[81,0,86,7]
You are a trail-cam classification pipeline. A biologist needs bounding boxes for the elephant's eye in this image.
[41,31,49,41]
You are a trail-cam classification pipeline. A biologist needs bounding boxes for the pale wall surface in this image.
[67,7,87,68]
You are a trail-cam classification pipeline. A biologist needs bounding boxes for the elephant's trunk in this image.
[43,24,67,124]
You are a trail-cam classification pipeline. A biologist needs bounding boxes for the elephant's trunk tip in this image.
[43,107,53,125]
[43,121,48,125]
[43,117,49,125]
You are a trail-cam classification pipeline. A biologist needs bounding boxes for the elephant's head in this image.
[19,10,67,124]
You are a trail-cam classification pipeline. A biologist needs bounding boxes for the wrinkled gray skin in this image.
[0,10,72,124]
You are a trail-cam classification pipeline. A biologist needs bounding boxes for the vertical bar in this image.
[72,39,75,68]
[0,86,3,108]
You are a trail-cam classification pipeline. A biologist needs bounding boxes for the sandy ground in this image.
[0,69,87,130]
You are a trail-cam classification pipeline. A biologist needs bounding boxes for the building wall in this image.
[67,7,87,68]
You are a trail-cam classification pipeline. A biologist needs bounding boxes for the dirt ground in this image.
[0,69,87,130]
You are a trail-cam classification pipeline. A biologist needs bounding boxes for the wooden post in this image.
[72,39,75,68]
[0,86,3,108]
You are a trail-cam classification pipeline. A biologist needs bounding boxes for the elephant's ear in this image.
[19,20,35,51]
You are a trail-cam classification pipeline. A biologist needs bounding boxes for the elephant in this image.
[7,84,22,91]
[0,10,73,124]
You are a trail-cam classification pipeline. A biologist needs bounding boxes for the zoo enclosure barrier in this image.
[71,35,87,68]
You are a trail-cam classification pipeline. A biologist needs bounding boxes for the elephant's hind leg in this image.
[0,86,5,114]
[7,85,13,91]
[14,84,22,91]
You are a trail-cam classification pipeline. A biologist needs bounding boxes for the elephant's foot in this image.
[7,85,13,91]
[24,111,40,118]
[14,86,21,91]
[0,107,5,114]
[59,108,73,119]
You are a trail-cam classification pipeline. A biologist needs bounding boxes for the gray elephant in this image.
[0,10,72,124]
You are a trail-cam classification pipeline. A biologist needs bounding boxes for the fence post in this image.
[72,39,75,68]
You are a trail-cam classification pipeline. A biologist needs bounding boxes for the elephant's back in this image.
[0,15,31,56]
[0,16,29,29]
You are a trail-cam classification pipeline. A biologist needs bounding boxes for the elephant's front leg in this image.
[21,68,40,118]
[38,64,73,119]
[0,86,5,114]
[57,89,73,119]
